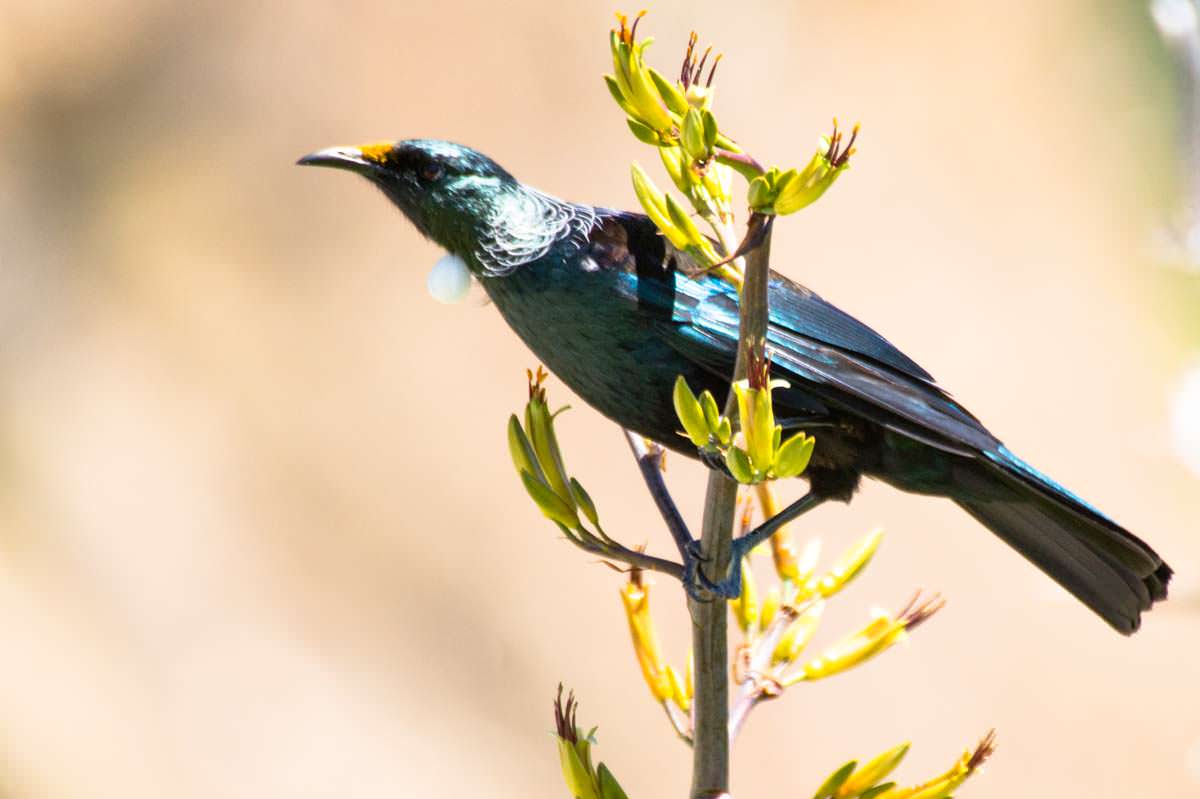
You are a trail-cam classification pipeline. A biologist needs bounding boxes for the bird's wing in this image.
[665,272,999,457]
[596,209,933,382]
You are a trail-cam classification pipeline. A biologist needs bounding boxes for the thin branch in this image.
[564,531,685,581]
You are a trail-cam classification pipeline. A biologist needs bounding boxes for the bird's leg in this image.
[623,430,696,561]
[622,431,721,602]
[691,491,825,598]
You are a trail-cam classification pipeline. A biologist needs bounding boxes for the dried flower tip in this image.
[968,729,998,772]
[553,683,579,743]
[897,591,946,631]
[824,118,860,168]
[680,31,721,90]
[614,9,647,45]
[747,344,772,391]
[527,364,549,400]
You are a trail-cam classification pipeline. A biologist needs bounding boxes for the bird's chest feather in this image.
[480,257,696,434]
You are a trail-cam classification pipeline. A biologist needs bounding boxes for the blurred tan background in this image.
[1,1,1198,796]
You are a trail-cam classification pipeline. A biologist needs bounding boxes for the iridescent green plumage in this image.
[299,139,1172,634]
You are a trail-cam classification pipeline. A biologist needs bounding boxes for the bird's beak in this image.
[296,145,376,174]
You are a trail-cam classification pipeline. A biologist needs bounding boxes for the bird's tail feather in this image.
[954,447,1171,635]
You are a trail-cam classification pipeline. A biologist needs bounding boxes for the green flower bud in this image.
[715,416,732,447]
[725,446,755,484]
[772,600,824,665]
[747,174,772,211]
[631,163,688,250]
[521,470,580,529]
[527,394,573,506]
[570,477,601,528]
[701,108,719,152]
[682,107,709,161]
[774,432,815,478]
[815,529,883,598]
[673,376,711,447]
[603,74,639,119]
[559,737,600,799]
[699,390,721,432]
[626,117,662,145]
[648,68,688,115]
[508,414,544,483]
[731,558,760,633]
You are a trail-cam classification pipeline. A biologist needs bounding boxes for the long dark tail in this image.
[954,446,1171,634]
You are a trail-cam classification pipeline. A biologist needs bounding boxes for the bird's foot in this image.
[698,447,731,476]
[683,539,742,602]
[685,491,826,601]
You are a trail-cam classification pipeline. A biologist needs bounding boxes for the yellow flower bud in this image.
[731,558,760,633]
[665,664,691,712]
[836,742,910,797]
[772,600,824,664]
[874,731,995,799]
[814,529,884,598]
[788,593,944,684]
[620,573,673,702]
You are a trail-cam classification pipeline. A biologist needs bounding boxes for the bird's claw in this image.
[698,447,731,476]
[683,539,743,602]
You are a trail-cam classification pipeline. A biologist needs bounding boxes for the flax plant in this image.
[507,12,997,799]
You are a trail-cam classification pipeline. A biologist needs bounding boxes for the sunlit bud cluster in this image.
[813,732,997,799]
[509,367,604,537]
[748,119,859,216]
[671,374,732,451]
[785,592,945,684]
[672,361,815,487]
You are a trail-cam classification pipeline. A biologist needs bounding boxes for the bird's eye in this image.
[420,162,444,182]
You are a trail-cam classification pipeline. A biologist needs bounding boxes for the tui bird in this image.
[298,138,1172,634]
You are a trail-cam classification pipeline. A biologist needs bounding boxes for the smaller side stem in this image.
[566,534,685,581]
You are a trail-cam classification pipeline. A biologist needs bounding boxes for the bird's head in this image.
[298,139,518,259]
